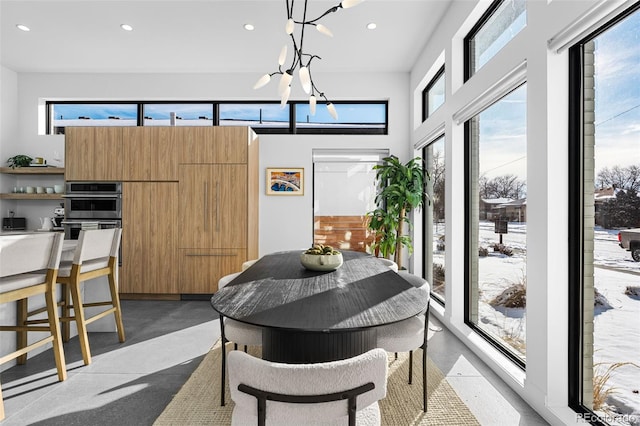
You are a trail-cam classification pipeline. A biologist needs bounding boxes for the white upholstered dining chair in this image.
[241,259,259,271]
[0,232,66,421]
[57,228,125,366]
[376,271,430,412]
[218,271,263,406]
[228,348,388,426]
[378,258,398,272]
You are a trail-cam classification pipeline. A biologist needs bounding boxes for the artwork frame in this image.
[266,167,304,195]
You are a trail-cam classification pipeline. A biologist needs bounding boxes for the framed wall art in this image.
[266,167,304,195]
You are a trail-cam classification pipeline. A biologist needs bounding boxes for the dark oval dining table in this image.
[210,249,429,364]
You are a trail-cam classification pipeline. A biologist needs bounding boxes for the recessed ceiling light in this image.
[244,23,255,31]
[366,22,377,30]
[120,24,133,31]
[16,24,30,32]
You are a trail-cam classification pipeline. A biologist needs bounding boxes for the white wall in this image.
[0,70,408,368]
[408,0,615,424]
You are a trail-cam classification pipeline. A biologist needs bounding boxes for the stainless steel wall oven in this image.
[62,182,123,265]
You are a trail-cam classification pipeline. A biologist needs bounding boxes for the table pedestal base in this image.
[262,328,377,364]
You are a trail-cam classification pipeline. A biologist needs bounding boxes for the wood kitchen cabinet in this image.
[64,125,258,296]
[121,182,179,294]
[178,127,259,294]
[65,127,123,181]
[178,248,246,294]
[179,126,248,164]
[122,127,178,181]
[178,164,247,249]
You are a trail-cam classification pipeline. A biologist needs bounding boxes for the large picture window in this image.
[464,0,526,80]
[569,5,640,423]
[465,83,527,365]
[423,135,446,303]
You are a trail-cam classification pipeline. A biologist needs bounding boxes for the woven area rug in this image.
[154,339,479,425]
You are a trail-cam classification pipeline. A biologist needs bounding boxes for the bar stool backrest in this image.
[0,233,64,278]
[73,228,121,266]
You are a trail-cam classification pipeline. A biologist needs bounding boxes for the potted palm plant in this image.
[367,155,429,269]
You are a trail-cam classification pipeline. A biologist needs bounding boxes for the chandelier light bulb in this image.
[281,85,291,108]
[286,18,295,35]
[253,74,271,89]
[278,45,288,66]
[299,67,312,94]
[326,103,338,120]
[278,71,293,96]
[309,95,317,115]
[316,24,333,37]
[341,0,364,9]
[252,0,361,120]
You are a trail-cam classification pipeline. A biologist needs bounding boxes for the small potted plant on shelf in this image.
[366,155,429,270]
[6,155,33,169]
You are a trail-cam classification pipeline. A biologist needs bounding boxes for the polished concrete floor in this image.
[0,300,549,425]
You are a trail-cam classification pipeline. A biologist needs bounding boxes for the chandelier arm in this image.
[307,66,329,103]
[304,5,341,24]
[288,33,302,71]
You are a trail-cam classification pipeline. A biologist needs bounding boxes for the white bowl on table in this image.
[300,252,343,271]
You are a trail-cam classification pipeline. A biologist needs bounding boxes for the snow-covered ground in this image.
[591,228,640,424]
[432,222,639,423]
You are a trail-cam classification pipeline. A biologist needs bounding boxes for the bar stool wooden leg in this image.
[16,298,28,365]
[46,278,67,381]
[61,284,71,342]
[108,259,125,342]
[68,271,92,366]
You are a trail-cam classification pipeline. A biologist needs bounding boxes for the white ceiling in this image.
[1,0,451,74]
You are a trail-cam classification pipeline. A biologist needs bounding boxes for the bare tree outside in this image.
[595,164,640,191]
[479,174,526,199]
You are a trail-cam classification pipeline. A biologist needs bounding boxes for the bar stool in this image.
[0,233,66,421]
[58,228,125,366]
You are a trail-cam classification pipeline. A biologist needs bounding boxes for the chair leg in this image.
[422,303,430,413]
[394,352,398,360]
[69,280,92,365]
[16,298,28,365]
[408,350,413,384]
[45,280,67,382]
[220,316,227,407]
[107,265,126,342]
[423,346,427,413]
[0,384,5,421]
[61,284,71,342]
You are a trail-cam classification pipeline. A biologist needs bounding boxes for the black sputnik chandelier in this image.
[253,0,364,120]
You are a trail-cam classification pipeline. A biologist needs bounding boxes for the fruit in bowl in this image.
[300,244,343,271]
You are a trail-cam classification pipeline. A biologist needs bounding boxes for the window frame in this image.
[47,101,141,134]
[463,82,528,370]
[422,134,446,306]
[463,0,526,82]
[46,100,388,136]
[422,66,445,122]
[567,3,640,421]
